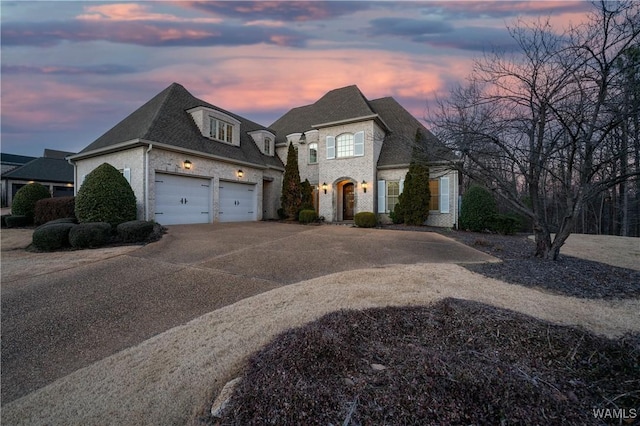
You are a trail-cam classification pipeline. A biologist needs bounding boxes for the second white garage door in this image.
[219,181,257,222]
[155,173,211,225]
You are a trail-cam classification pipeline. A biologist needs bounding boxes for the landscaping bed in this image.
[391,226,640,300]
[211,299,639,425]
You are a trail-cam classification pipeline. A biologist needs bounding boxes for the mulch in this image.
[198,227,639,425]
[389,226,640,300]
[210,299,640,425]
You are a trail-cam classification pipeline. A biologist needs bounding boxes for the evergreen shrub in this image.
[116,220,155,243]
[32,223,76,251]
[5,215,30,228]
[69,222,112,248]
[75,163,137,227]
[490,214,522,235]
[11,183,51,222]
[298,209,317,224]
[459,185,497,232]
[355,212,377,228]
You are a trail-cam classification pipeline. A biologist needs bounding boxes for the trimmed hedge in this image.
[35,196,75,225]
[116,220,155,243]
[5,215,30,228]
[69,222,112,248]
[1,214,11,228]
[298,209,318,224]
[12,183,51,221]
[75,163,137,226]
[36,217,78,230]
[32,223,76,251]
[355,212,378,228]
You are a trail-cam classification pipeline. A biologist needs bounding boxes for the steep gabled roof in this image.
[370,97,456,167]
[79,83,283,169]
[2,157,74,183]
[270,85,376,144]
[270,85,455,166]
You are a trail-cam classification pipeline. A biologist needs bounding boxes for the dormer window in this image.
[264,138,272,155]
[210,117,234,143]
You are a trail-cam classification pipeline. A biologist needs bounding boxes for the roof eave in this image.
[312,114,385,130]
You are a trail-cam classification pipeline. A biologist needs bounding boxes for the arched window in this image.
[309,143,318,164]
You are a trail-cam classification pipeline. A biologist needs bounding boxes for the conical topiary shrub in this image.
[75,163,137,227]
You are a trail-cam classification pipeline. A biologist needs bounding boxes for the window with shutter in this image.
[354,131,364,156]
[429,179,440,211]
[440,176,450,213]
[326,136,335,159]
[377,180,386,213]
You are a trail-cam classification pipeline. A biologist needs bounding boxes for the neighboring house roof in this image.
[1,153,37,168]
[77,83,283,170]
[43,149,74,159]
[2,157,74,183]
[270,85,456,167]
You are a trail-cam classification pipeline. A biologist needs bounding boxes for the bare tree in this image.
[430,1,639,260]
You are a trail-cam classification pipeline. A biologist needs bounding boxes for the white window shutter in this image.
[399,178,405,194]
[377,180,386,213]
[326,136,335,159]
[354,131,364,156]
[440,176,450,213]
[123,168,131,184]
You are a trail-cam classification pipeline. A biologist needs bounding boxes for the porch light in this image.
[362,180,367,193]
[322,182,328,194]
[237,169,244,178]
[184,160,192,170]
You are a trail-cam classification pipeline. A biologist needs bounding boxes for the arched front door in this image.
[342,182,354,220]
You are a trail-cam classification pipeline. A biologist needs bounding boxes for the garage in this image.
[155,173,211,225]
[219,181,257,222]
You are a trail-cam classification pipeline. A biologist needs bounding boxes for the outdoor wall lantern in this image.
[322,182,328,194]
[184,160,192,170]
[362,180,368,193]
[237,169,244,178]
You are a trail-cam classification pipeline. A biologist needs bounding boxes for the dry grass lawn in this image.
[2,232,638,425]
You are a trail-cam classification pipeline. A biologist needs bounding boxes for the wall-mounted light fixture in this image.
[322,182,328,194]
[362,180,368,193]
[237,169,244,178]
[184,160,192,170]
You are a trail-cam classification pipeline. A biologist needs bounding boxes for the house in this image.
[1,150,74,207]
[69,83,284,225]
[70,83,458,227]
[270,85,459,226]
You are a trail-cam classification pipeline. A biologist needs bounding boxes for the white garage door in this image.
[219,181,257,222]
[155,173,211,225]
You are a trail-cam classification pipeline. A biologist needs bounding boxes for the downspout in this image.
[67,157,77,196]
[145,144,153,220]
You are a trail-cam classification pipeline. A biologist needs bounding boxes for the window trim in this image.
[308,143,318,164]
[209,117,234,144]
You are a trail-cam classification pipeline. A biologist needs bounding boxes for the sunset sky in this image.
[1,1,592,157]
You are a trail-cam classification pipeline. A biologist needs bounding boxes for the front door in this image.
[343,183,354,220]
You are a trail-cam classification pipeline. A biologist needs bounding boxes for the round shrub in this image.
[116,220,155,243]
[32,223,77,251]
[76,163,137,227]
[11,183,51,221]
[5,215,30,228]
[459,185,497,232]
[298,209,318,224]
[489,213,522,235]
[354,212,378,228]
[69,222,112,248]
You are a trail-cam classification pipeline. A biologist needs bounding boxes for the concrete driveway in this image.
[1,222,495,405]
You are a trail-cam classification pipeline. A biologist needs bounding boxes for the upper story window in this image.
[309,143,318,164]
[264,138,271,155]
[210,117,234,143]
[336,134,354,158]
[326,131,364,159]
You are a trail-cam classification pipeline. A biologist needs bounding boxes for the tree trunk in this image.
[533,221,553,259]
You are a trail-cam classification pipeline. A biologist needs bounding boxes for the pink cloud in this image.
[77,3,222,23]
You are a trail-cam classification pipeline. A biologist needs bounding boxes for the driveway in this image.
[1,222,495,404]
